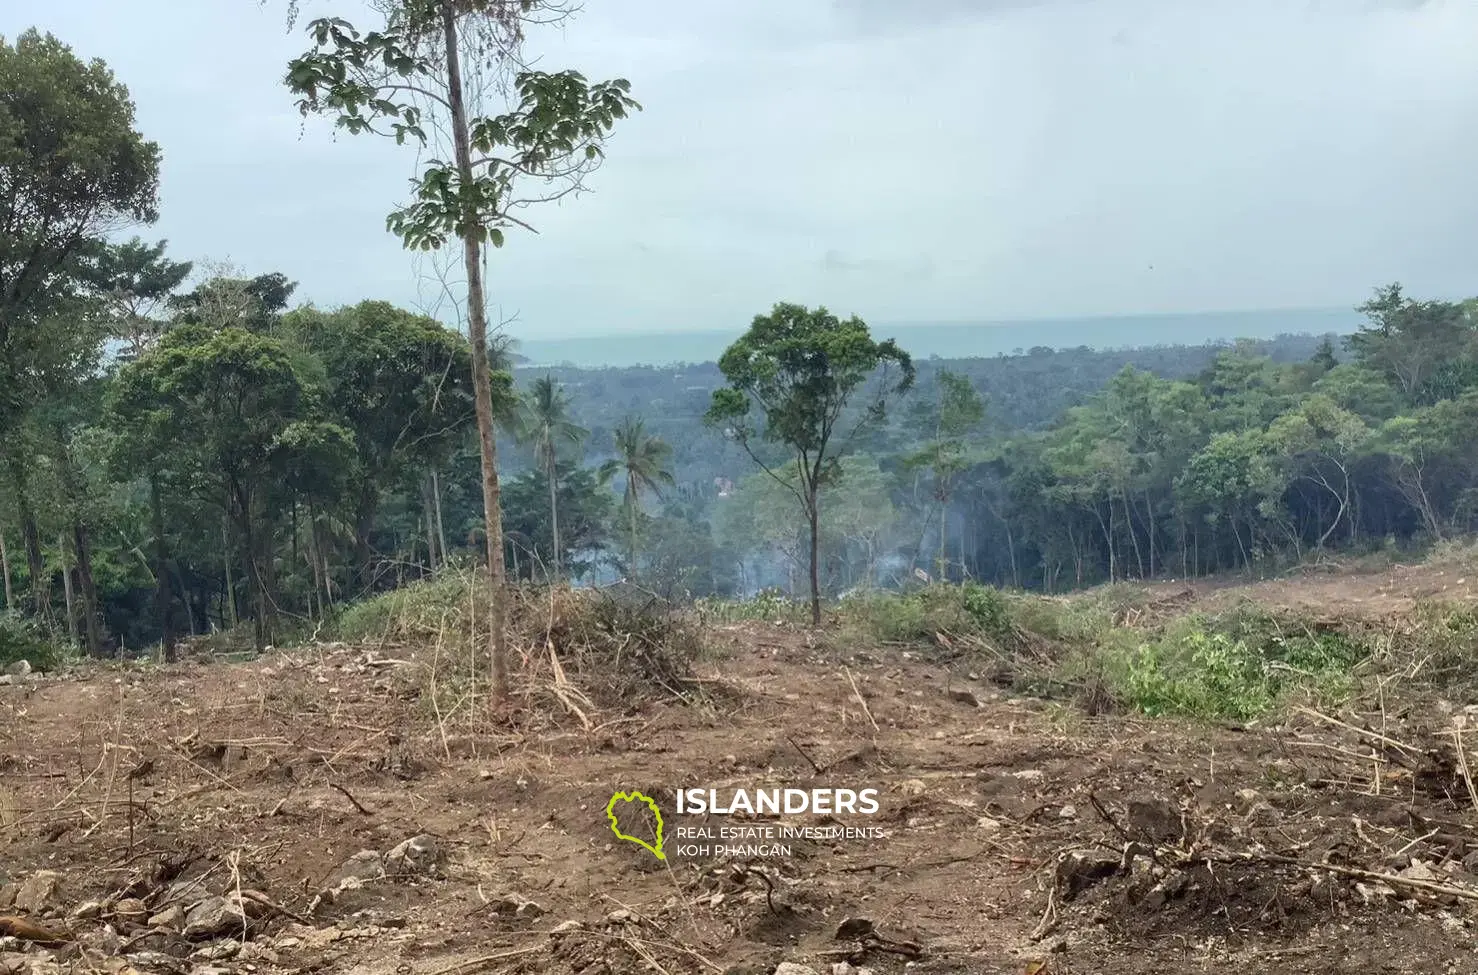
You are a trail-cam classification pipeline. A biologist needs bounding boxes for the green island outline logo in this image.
[605,790,666,860]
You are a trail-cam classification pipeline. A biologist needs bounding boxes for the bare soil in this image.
[3,570,1478,975]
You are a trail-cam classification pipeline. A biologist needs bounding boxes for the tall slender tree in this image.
[284,1,638,700]
[518,375,585,578]
[599,416,675,579]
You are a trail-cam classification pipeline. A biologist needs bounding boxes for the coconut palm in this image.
[517,375,586,577]
[599,415,675,579]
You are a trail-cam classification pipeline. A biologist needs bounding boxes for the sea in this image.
[510,307,1361,369]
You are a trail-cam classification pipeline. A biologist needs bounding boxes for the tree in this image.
[517,375,586,579]
[284,300,475,588]
[904,369,985,578]
[93,238,192,361]
[598,416,675,579]
[285,1,639,699]
[707,303,914,624]
[501,466,611,581]
[1,28,160,616]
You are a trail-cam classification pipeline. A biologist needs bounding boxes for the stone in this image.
[113,898,148,924]
[775,965,820,975]
[384,834,439,876]
[3,661,30,678]
[550,920,584,935]
[180,893,266,941]
[15,871,65,915]
[72,900,105,920]
[834,916,874,940]
[324,850,385,890]
[148,905,185,931]
[491,893,544,918]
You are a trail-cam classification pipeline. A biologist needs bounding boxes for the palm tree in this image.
[599,416,675,580]
[517,375,586,578]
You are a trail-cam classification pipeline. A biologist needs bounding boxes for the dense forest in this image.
[6,25,1478,660]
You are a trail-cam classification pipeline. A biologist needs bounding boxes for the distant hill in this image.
[513,307,1362,368]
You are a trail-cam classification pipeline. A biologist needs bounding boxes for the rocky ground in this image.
[3,574,1478,974]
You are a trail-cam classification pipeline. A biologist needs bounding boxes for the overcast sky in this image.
[5,0,1476,338]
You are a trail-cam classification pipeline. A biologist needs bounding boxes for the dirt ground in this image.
[3,570,1478,974]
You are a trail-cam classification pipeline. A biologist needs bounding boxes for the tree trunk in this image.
[150,476,176,660]
[353,487,377,593]
[421,477,439,570]
[443,2,509,700]
[59,534,76,643]
[547,457,561,579]
[72,521,102,656]
[431,469,448,566]
[222,515,238,630]
[0,531,11,610]
[5,449,48,618]
[628,492,639,580]
[807,491,821,627]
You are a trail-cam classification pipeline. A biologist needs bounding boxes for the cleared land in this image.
[3,562,1478,975]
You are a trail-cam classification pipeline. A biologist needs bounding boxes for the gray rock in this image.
[181,893,266,940]
[550,919,585,935]
[384,834,439,876]
[3,660,30,678]
[775,964,821,975]
[148,904,186,931]
[325,850,385,890]
[491,892,544,917]
[15,870,64,914]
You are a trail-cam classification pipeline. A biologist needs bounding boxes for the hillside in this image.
[4,560,1478,974]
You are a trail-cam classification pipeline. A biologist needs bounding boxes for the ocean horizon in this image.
[507,306,1361,369]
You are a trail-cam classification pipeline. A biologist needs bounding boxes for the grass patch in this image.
[833,583,1372,722]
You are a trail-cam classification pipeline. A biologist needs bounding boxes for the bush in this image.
[1111,611,1366,721]
[0,612,65,671]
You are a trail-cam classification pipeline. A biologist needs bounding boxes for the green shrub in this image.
[1112,612,1366,721]
[0,612,65,671]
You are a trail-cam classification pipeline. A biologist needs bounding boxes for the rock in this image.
[148,905,185,931]
[1011,769,1045,783]
[1401,860,1439,884]
[3,661,30,678]
[491,893,544,918]
[947,688,981,707]
[0,676,11,687]
[605,908,637,925]
[550,919,584,935]
[384,834,439,876]
[834,916,874,940]
[325,850,385,890]
[1126,795,1183,843]
[775,965,820,975]
[181,893,265,940]
[1058,804,1078,819]
[113,898,148,924]
[1055,851,1120,900]
[15,871,65,915]
[71,900,105,920]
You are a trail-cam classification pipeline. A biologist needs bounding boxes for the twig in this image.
[330,783,374,816]
[844,667,879,733]
[785,735,823,776]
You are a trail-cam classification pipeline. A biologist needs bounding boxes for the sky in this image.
[5,0,1477,340]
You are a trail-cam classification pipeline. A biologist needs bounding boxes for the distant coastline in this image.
[510,306,1360,369]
